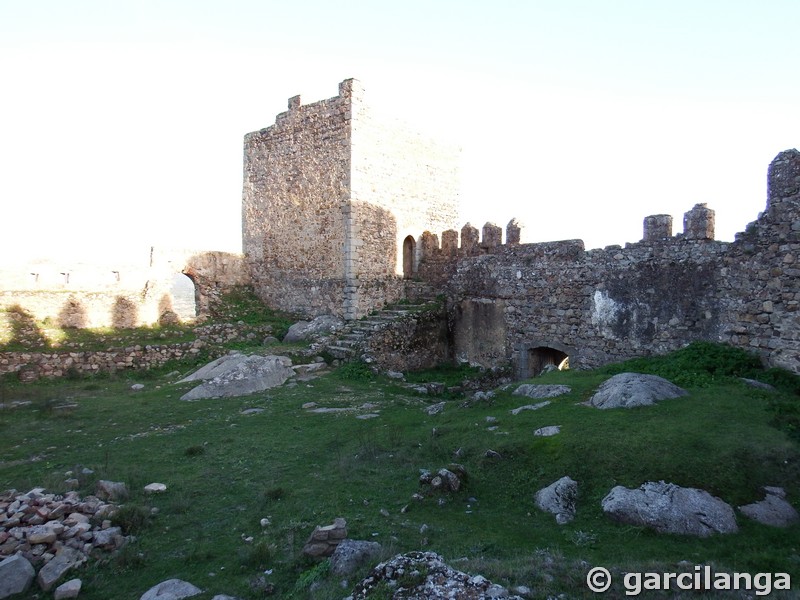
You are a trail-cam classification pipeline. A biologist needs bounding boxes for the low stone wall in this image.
[0,342,208,381]
[0,323,274,381]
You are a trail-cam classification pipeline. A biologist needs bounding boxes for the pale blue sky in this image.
[1,1,798,263]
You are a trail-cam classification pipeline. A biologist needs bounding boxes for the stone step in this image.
[340,333,367,341]
[327,345,356,359]
[336,338,362,349]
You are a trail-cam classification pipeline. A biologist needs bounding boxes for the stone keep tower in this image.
[242,79,460,319]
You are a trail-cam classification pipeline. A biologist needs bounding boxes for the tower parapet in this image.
[642,214,673,241]
[683,203,715,240]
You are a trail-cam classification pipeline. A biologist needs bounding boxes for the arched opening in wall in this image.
[527,346,569,377]
[170,273,197,322]
[402,235,416,279]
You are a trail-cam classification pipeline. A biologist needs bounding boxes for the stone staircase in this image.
[325,302,433,360]
[321,280,441,361]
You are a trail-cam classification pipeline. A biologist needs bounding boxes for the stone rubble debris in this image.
[302,517,347,558]
[348,551,524,599]
[0,487,132,595]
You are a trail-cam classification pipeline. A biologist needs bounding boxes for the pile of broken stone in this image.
[0,482,132,598]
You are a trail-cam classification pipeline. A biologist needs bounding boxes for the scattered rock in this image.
[283,315,344,343]
[740,378,776,391]
[240,408,264,415]
[424,402,446,416]
[601,481,738,536]
[513,384,571,399]
[140,578,203,600]
[144,483,167,494]
[54,578,82,600]
[356,413,380,420]
[93,526,123,549]
[262,336,278,346]
[96,480,128,502]
[37,547,87,592]
[330,539,382,576]
[130,383,145,391]
[302,518,347,558]
[180,355,294,400]
[484,449,502,459]
[419,464,467,494]
[510,401,550,415]
[587,373,688,409]
[471,390,495,402]
[385,370,404,380]
[534,476,578,524]
[739,486,799,527]
[533,425,561,437]
[0,553,35,599]
[349,551,523,599]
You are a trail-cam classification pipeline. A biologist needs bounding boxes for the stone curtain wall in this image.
[445,151,800,375]
[717,150,800,373]
[242,79,461,320]
[0,250,246,332]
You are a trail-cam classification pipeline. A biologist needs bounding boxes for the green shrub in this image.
[112,504,151,534]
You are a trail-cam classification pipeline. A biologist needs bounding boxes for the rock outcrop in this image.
[587,373,688,409]
[513,384,571,399]
[534,476,578,524]
[180,354,294,400]
[283,315,344,343]
[739,486,799,527]
[330,539,382,576]
[140,578,203,600]
[601,481,738,536]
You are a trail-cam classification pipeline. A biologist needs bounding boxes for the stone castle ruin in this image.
[243,79,800,376]
[2,78,799,377]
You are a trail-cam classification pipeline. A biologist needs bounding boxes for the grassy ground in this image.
[1,344,799,599]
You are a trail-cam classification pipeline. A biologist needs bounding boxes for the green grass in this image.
[0,344,798,598]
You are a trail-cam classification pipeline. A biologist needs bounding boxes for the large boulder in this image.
[140,579,202,600]
[177,353,247,383]
[0,553,35,599]
[739,486,800,527]
[330,539,383,576]
[587,373,687,409]
[534,476,578,524]
[180,355,294,400]
[349,551,523,599]
[601,481,738,537]
[37,547,87,592]
[283,315,344,343]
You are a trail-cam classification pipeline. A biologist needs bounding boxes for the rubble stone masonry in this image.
[242,79,459,320]
[440,150,800,375]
